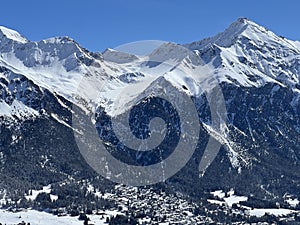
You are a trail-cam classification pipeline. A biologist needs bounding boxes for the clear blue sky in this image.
[1,0,300,53]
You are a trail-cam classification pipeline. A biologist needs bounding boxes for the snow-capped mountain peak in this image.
[187,18,300,52]
[0,26,28,43]
[184,18,300,88]
[0,18,299,121]
[147,42,195,64]
[1,19,300,117]
[102,48,139,63]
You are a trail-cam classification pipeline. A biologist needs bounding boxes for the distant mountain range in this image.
[0,18,300,224]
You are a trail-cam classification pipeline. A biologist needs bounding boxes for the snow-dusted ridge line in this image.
[103,48,140,63]
[0,26,28,43]
[186,18,300,52]
[1,18,300,119]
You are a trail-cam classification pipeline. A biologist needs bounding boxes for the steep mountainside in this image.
[0,18,300,223]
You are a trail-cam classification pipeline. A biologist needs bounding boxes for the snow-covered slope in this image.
[0,26,28,43]
[0,19,299,169]
[186,18,300,88]
[100,18,300,118]
[0,209,119,225]
[103,48,139,63]
[1,18,299,119]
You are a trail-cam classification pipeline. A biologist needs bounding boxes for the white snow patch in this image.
[139,217,151,224]
[0,100,38,118]
[286,198,299,207]
[25,185,58,202]
[210,190,248,207]
[224,195,248,207]
[294,41,300,50]
[211,190,225,199]
[248,208,295,217]
[207,199,225,206]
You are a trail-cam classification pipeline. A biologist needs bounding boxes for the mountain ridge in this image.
[0,19,300,224]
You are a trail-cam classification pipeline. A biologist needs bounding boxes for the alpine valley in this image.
[0,18,300,224]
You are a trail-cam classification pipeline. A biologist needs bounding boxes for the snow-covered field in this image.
[248,208,295,217]
[0,209,122,225]
[209,189,297,218]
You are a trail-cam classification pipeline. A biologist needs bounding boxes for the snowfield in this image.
[0,209,123,225]
[248,208,295,217]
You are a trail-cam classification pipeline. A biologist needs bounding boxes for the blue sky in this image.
[1,0,300,53]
